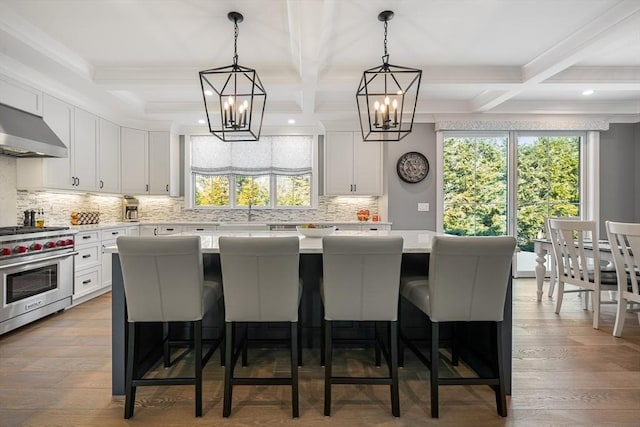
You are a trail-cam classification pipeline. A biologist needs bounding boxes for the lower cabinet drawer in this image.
[74,269,100,298]
[75,245,100,269]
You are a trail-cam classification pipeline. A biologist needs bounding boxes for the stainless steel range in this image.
[0,226,77,335]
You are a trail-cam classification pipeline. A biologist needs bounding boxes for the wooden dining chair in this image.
[605,221,640,337]
[547,218,618,329]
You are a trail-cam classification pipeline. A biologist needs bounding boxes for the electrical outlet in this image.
[418,203,430,212]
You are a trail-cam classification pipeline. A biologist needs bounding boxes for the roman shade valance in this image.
[191,135,312,176]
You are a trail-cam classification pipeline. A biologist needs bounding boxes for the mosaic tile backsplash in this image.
[16,191,380,226]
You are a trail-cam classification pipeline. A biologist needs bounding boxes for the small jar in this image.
[372,213,379,222]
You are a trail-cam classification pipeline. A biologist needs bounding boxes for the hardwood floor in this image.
[1,279,639,426]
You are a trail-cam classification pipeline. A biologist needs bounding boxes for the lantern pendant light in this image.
[199,12,266,141]
[356,10,422,142]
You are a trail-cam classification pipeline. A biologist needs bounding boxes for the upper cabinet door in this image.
[42,94,73,189]
[98,119,121,193]
[324,131,355,195]
[73,108,98,191]
[148,131,170,195]
[324,131,382,196]
[120,127,149,195]
[352,136,382,195]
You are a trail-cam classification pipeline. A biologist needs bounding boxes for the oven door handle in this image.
[1,251,79,270]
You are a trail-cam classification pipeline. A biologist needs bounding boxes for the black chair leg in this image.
[223,322,234,417]
[297,306,303,367]
[220,302,226,367]
[194,320,203,417]
[291,322,300,418]
[374,322,382,367]
[398,298,405,368]
[163,322,171,367]
[323,320,332,416]
[430,321,439,418]
[495,322,507,417]
[390,320,400,417]
[320,304,325,367]
[242,323,248,367]
[451,322,459,366]
[124,322,136,419]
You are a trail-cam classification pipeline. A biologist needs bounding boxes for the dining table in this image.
[533,238,614,301]
[107,230,514,396]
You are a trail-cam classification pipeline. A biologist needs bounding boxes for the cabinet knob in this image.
[99,180,104,189]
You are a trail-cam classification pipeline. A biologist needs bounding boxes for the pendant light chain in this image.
[233,19,239,66]
[383,19,389,62]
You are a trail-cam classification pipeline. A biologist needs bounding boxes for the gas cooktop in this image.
[0,226,70,236]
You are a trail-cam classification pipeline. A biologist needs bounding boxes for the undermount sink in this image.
[217,223,269,231]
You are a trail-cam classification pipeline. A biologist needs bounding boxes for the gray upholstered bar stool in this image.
[219,236,301,418]
[321,235,404,417]
[399,235,516,418]
[117,236,223,419]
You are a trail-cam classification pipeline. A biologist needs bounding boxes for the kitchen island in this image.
[107,230,513,395]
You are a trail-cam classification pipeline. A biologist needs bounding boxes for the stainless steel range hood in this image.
[0,103,67,158]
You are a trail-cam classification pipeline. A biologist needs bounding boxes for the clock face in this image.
[396,151,429,183]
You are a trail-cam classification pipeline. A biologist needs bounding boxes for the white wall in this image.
[599,123,638,230]
[384,123,437,230]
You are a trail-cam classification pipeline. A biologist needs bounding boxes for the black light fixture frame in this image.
[356,10,422,142]
[199,12,267,141]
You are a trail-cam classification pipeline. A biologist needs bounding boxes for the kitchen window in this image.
[188,135,315,209]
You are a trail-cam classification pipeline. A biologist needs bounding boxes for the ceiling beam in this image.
[470,0,640,112]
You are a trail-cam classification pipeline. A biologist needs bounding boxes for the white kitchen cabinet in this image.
[149,131,179,195]
[139,225,158,236]
[324,131,382,196]
[120,127,149,194]
[185,225,217,233]
[98,118,121,193]
[16,94,74,190]
[0,75,42,115]
[157,225,183,235]
[73,108,99,191]
[73,230,102,304]
[120,129,179,196]
[100,227,127,290]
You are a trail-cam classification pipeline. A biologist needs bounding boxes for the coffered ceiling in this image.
[0,0,639,131]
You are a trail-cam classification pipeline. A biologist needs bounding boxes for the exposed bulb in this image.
[392,99,398,109]
[243,100,249,109]
[374,101,380,111]
[384,96,390,105]
[379,104,386,113]
[228,96,234,106]
[223,101,229,110]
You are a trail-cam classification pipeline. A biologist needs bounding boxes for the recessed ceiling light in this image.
[582,89,594,96]
[288,119,296,124]
[198,119,206,124]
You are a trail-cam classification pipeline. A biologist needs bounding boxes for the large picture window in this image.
[442,131,585,276]
[190,135,314,208]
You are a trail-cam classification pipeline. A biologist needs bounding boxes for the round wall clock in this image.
[396,151,429,183]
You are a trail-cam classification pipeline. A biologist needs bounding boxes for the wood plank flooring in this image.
[1,279,639,426]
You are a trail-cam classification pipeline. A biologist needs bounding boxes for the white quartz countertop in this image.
[104,229,439,254]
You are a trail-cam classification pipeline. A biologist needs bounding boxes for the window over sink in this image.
[188,135,315,209]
